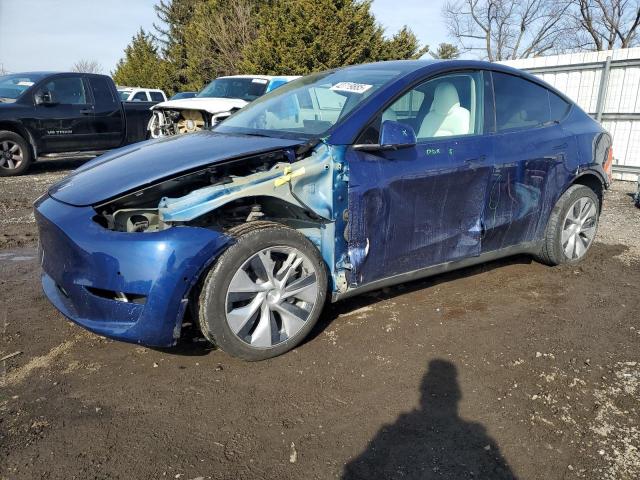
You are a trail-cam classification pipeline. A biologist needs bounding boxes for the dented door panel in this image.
[482,124,569,252]
[346,135,492,287]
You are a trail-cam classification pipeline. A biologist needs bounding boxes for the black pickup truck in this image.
[0,72,154,176]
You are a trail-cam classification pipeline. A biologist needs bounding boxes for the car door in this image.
[347,70,494,286]
[87,76,125,150]
[35,75,94,153]
[481,71,573,252]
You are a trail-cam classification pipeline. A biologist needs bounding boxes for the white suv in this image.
[147,75,298,138]
[118,87,167,103]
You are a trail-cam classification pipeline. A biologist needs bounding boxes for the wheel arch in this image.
[570,171,606,208]
[0,121,38,158]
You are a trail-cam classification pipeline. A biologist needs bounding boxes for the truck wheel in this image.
[0,131,32,176]
[536,184,600,266]
[198,221,328,361]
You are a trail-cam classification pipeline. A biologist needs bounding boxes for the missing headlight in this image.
[94,209,163,233]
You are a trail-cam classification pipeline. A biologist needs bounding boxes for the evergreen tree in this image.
[153,0,203,92]
[112,29,169,90]
[431,43,460,60]
[114,0,431,90]
[380,26,429,60]
[241,0,425,75]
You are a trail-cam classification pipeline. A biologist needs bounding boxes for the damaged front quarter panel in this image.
[96,141,349,293]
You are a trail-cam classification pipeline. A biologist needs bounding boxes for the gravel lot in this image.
[1,160,639,480]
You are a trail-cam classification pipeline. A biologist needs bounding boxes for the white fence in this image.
[500,48,640,182]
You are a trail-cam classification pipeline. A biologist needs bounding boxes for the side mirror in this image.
[35,90,56,105]
[353,120,417,152]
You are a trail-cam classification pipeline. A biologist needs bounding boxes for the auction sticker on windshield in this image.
[330,82,373,94]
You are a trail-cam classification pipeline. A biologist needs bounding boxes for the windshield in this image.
[0,73,45,102]
[214,67,406,138]
[118,90,131,101]
[197,77,269,101]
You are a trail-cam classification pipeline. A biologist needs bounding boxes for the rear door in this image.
[87,76,125,150]
[347,70,494,286]
[35,74,94,153]
[481,72,572,252]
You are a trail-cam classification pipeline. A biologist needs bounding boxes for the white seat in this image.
[418,82,470,138]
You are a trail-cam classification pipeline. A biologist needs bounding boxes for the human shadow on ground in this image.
[342,359,518,480]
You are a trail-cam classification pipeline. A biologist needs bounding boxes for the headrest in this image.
[430,82,460,115]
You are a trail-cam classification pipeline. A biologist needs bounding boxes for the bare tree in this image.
[571,0,640,50]
[187,0,258,77]
[71,59,103,74]
[444,0,573,61]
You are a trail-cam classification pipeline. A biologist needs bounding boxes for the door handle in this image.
[552,142,568,150]
[79,108,93,115]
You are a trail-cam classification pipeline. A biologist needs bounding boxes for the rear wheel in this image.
[537,184,600,265]
[0,131,32,176]
[198,221,328,361]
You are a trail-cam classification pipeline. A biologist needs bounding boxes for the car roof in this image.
[335,59,573,104]
[218,75,300,81]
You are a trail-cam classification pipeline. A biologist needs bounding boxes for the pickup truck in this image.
[0,71,154,176]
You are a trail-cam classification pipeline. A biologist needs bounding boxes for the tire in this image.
[198,221,328,361]
[0,130,33,176]
[536,184,600,266]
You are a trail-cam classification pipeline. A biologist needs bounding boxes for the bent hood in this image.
[48,131,303,207]
[150,97,248,114]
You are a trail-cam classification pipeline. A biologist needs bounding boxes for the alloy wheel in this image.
[0,140,23,170]
[561,196,598,260]
[225,246,319,348]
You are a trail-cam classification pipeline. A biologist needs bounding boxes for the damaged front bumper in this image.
[35,195,232,346]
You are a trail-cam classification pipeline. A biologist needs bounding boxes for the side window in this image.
[380,71,483,141]
[42,77,87,105]
[493,72,550,131]
[89,77,116,108]
[383,90,425,124]
[549,92,571,122]
[132,91,147,102]
[149,91,165,102]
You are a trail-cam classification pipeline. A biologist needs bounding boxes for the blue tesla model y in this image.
[35,60,613,360]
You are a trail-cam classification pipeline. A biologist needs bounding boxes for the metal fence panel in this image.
[500,48,640,181]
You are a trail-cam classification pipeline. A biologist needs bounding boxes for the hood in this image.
[48,131,303,207]
[150,97,249,114]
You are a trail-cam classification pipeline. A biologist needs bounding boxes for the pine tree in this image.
[153,0,203,92]
[431,43,460,60]
[112,29,170,91]
[241,0,425,75]
[380,26,429,60]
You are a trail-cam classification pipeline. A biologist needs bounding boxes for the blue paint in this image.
[49,132,303,206]
[35,60,610,348]
[36,195,232,346]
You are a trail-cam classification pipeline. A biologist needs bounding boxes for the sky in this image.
[0,0,449,74]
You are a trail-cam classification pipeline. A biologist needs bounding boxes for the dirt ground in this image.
[1,159,639,480]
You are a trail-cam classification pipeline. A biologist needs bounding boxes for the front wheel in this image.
[198,221,328,361]
[537,184,600,266]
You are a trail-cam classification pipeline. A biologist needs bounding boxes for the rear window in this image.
[132,91,147,102]
[89,77,116,108]
[549,92,571,121]
[493,72,551,131]
[149,91,165,102]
